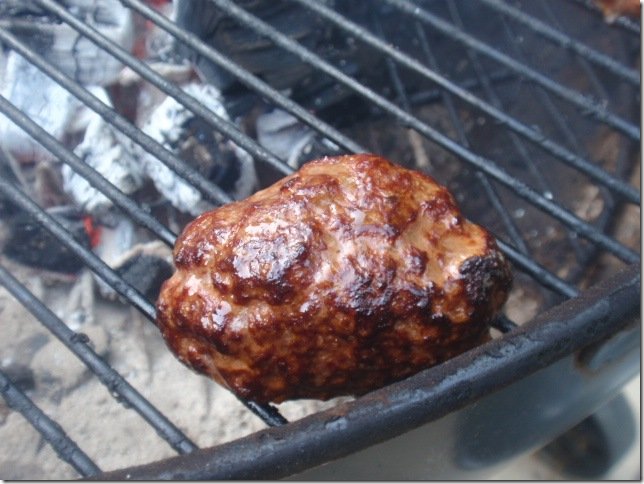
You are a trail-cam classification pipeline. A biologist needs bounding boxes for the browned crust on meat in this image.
[156,154,512,403]
[595,0,641,19]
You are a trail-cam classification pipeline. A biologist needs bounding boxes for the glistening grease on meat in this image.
[156,155,512,403]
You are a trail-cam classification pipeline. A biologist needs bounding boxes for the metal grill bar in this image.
[495,4,622,281]
[445,1,590,267]
[0,95,177,247]
[1,3,598,293]
[375,15,530,256]
[569,0,642,34]
[206,0,639,263]
[240,401,289,427]
[0,28,233,207]
[0,177,157,321]
[0,265,198,455]
[480,0,639,85]
[295,0,640,203]
[0,368,101,477]
[0,177,288,428]
[34,0,293,178]
[491,314,519,333]
[407,69,513,105]
[120,0,365,156]
[496,241,579,298]
[0,66,579,303]
[383,0,640,141]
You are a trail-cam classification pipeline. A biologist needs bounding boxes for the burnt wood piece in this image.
[3,208,91,274]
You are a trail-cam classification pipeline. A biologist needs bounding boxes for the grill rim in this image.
[94,263,640,480]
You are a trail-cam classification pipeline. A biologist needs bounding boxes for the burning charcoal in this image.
[139,83,257,214]
[173,0,331,92]
[0,362,35,393]
[95,238,174,302]
[173,0,379,112]
[34,161,70,209]
[0,0,133,86]
[116,250,174,302]
[62,110,144,214]
[91,215,173,302]
[2,206,92,274]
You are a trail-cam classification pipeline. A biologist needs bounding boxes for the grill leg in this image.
[537,393,637,478]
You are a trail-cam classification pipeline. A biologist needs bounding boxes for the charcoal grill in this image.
[0,0,640,479]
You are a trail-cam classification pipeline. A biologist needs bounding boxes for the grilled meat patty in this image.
[156,154,512,403]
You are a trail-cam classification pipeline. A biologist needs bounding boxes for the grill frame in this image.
[97,263,640,480]
[0,0,639,478]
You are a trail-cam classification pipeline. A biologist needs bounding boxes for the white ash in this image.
[257,109,316,169]
[31,323,110,390]
[0,51,85,162]
[62,105,144,214]
[256,108,341,169]
[0,0,133,86]
[119,62,193,125]
[91,215,135,299]
[0,0,133,163]
[139,82,257,215]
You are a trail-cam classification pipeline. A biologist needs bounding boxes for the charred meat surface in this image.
[156,155,512,403]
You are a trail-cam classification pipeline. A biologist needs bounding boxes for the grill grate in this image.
[0,367,101,477]
[0,0,639,478]
[0,264,197,455]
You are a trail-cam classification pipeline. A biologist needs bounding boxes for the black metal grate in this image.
[0,0,639,478]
